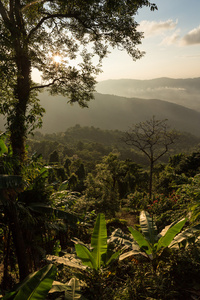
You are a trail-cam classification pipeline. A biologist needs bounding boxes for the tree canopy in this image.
[0,0,157,163]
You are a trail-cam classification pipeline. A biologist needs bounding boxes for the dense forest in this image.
[1,124,200,299]
[1,0,200,298]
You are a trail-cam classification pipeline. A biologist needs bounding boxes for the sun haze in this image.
[52,55,62,64]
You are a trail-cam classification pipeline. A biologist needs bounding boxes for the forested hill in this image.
[37,92,200,136]
[96,77,200,111]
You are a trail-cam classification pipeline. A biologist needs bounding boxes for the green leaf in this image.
[129,227,153,255]
[158,220,177,239]
[0,139,8,155]
[58,180,69,191]
[170,223,200,248]
[157,218,187,251]
[140,211,157,244]
[91,213,107,269]
[105,251,120,266]
[75,244,97,270]
[2,265,56,300]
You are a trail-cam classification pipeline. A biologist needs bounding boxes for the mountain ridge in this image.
[96,77,200,111]
[0,77,199,136]
[36,92,200,136]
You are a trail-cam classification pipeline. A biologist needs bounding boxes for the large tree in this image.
[0,0,157,281]
[0,0,157,169]
[123,116,178,198]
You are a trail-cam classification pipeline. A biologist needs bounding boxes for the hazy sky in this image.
[32,0,200,82]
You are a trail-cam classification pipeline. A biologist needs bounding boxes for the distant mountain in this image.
[35,92,200,136]
[96,77,200,111]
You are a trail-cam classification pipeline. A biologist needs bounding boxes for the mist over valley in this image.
[1,77,200,137]
[36,77,200,137]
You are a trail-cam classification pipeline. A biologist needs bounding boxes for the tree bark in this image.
[4,192,29,281]
[10,46,31,168]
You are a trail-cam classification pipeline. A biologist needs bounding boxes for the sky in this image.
[97,0,200,81]
[32,0,200,82]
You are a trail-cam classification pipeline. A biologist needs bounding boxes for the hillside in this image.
[96,77,200,111]
[36,92,200,136]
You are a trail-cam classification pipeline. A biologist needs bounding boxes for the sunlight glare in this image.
[52,54,62,64]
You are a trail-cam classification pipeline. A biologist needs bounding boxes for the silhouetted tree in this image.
[123,116,178,198]
[0,0,157,168]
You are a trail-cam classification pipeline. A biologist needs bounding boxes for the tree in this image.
[123,116,178,198]
[0,0,157,281]
[0,0,157,170]
[83,153,145,216]
[49,150,59,164]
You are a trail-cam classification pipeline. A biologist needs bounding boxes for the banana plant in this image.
[119,211,189,270]
[2,264,56,300]
[49,277,87,300]
[74,213,120,270]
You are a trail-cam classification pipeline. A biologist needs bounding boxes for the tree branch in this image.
[27,11,80,40]
[30,78,60,91]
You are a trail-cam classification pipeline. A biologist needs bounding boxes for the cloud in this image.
[139,19,178,37]
[160,30,180,45]
[181,25,200,45]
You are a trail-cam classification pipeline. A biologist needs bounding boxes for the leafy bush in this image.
[147,192,189,230]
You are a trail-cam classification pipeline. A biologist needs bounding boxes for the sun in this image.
[52,54,62,64]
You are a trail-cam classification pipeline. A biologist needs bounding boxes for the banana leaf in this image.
[75,244,97,270]
[65,278,82,300]
[157,218,187,251]
[0,139,8,155]
[46,254,87,270]
[91,213,107,269]
[170,223,200,248]
[103,250,120,266]
[50,279,87,300]
[129,227,153,255]
[139,211,157,244]
[2,264,56,300]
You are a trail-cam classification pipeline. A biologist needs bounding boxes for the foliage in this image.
[0,0,157,163]
[49,277,86,300]
[74,213,120,270]
[2,264,56,300]
[126,191,149,211]
[147,192,189,230]
[82,153,146,217]
[119,211,191,271]
[175,174,200,223]
[170,151,200,177]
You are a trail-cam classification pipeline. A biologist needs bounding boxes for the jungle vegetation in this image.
[0,123,200,299]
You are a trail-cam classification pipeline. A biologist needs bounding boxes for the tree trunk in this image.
[9,206,30,280]
[1,0,32,281]
[2,228,11,289]
[149,160,154,199]
[8,40,31,279]
[4,193,30,281]
[10,40,31,170]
